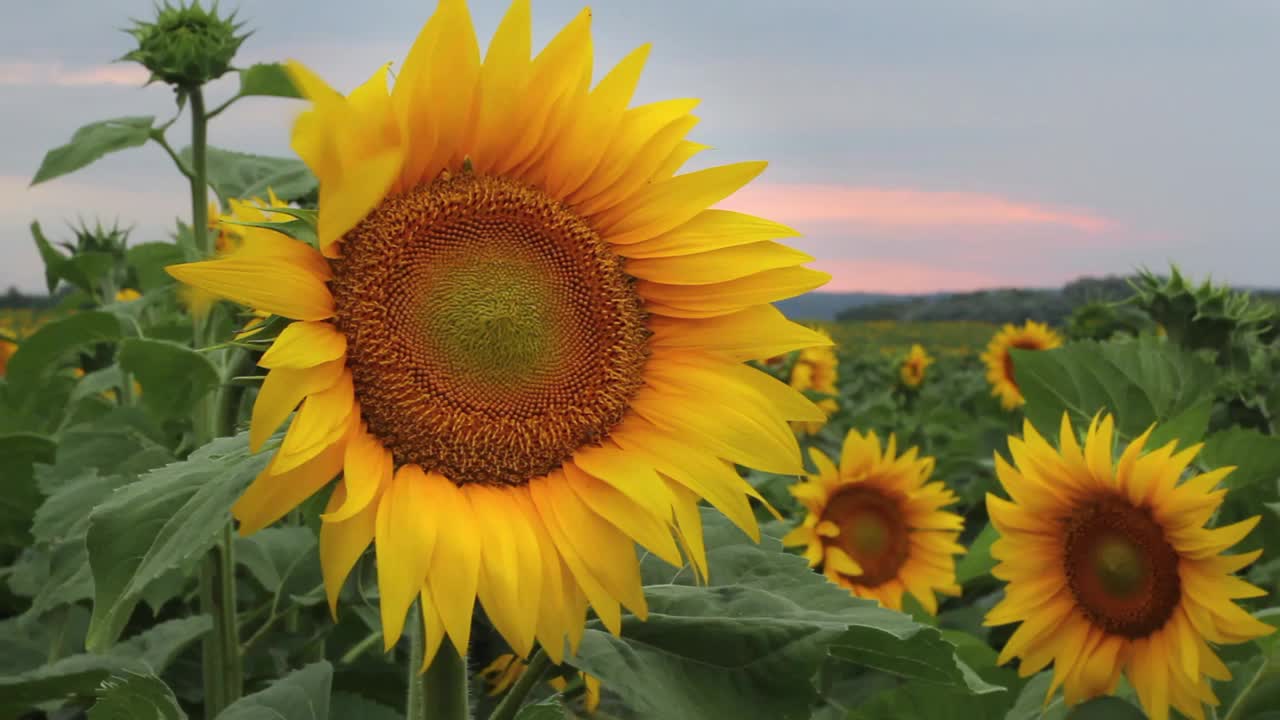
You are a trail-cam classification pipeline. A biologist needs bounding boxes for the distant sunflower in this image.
[479,653,601,713]
[0,335,15,377]
[986,414,1273,720]
[899,343,933,389]
[789,329,838,434]
[784,429,963,612]
[980,320,1062,409]
[115,288,142,302]
[168,0,829,668]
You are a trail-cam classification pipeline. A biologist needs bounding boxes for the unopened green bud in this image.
[123,1,247,89]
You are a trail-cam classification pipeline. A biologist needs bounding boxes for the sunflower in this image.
[783,429,964,612]
[0,334,15,377]
[789,329,839,434]
[115,288,142,302]
[980,320,1062,410]
[986,414,1273,720]
[899,343,933,389]
[167,0,829,669]
[179,191,293,320]
[479,653,601,713]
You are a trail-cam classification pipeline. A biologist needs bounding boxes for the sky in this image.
[2,1,1278,295]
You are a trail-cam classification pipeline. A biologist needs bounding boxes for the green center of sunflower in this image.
[821,484,910,588]
[330,173,650,487]
[1063,494,1181,638]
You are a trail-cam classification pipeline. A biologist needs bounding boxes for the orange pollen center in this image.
[330,173,650,487]
[821,484,910,587]
[1062,494,1181,637]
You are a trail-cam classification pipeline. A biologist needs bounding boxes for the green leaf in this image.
[0,433,56,548]
[69,367,126,407]
[238,63,302,99]
[0,616,209,718]
[235,526,323,605]
[5,311,122,397]
[32,116,156,185]
[1004,673,1067,720]
[1200,427,1280,490]
[88,671,187,720]
[188,145,317,204]
[31,221,69,293]
[217,662,332,720]
[118,338,219,419]
[85,432,277,650]
[328,693,399,720]
[572,511,998,720]
[514,701,566,719]
[956,523,997,584]
[222,217,316,245]
[127,242,185,292]
[1013,336,1219,446]
[1065,696,1146,719]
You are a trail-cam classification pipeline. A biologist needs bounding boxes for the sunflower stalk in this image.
[408,602,471,720]
[488,650,551,720]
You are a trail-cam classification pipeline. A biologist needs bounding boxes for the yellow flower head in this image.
[784,430,964,613]
[899,343,933,388]
[789,329,838,434]
[986,414,1274,720]
[0,337,15,377]
[167,0,830,670]
[980,320,1062,410]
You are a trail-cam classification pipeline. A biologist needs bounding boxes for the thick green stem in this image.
[488,650,550,720]
[189,86,210,258]
[408,602,470,720]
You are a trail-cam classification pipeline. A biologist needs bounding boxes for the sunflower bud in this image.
[1129,266,1272,357]
[123,1,247,89]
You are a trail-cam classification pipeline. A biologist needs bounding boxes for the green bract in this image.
[123,1,247,89]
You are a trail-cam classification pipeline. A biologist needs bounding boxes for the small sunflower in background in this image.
[980,320,1062,410]
[0,332,16,377]
[784,429,964,613]
[115,288,142,302]
[170,0,827,670]
[899,343,933,389]
[479,654,601,714]
[789,329,839,434]
[986,414,1274,720]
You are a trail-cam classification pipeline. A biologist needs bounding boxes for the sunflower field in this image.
[3,2,1280,720]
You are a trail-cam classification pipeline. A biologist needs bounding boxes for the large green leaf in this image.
[570,512,999,720]
[1066,697,1147,719]
[187,145,317,204]
[84,432,277,650]
[216,662,332,720]
[32,116,155,185]
[126,242,185,292]
[0,616,209,717]
[955,523,997,584]
[514,702,566,720]
[0,433,56,549]
[88,671,187,720]
[1200,427,1280,490]
[118,338,219,419]
[237,63,302,99]
[5,311,122,397]
[328,693,399,720]
[1013,336,1218,446]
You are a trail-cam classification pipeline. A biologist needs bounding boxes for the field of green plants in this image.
[3,2,1280,720]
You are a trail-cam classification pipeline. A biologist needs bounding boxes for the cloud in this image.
[0,62,148,87]
[811,259,1042,294]
[720,184,1115,235]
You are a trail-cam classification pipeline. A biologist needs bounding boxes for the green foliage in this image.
[190,145,318,204]
[217,662,332,720]
[5,311,122,396]
[118,338,219,419]
[84,432,277,650]
[30,117,156,185]
[88,671,187,720]
[238,63,302,99]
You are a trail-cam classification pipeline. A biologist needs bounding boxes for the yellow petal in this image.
[425,473,482,655]
[468,0,532,172]
[638,267,830,317]
[376,465,439,649]
[250,359,346,453]
[596,161,768,245]
[258,321,347,369]
[273,372,356,474]
[618,210,799,259]
[233,432,348,535]
[665,478,708,582]
[568,98,700,207]
[469,484,534,655]
[322,423,392,523]
[627,242,813,285]
[166,256,334,321]
[418,585,447,672]
[563,462,683,567]
[648,304,832,361]
[319,480,379,616]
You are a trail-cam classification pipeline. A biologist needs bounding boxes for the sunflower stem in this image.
[408,602,471,720]
[488,650,550,720]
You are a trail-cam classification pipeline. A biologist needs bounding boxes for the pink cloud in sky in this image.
[720,184,1115,235]
[0,62,148,87]
[812,259,1054,294]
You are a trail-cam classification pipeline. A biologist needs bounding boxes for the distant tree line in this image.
[836,276,1150,325]
[0,286,61,309]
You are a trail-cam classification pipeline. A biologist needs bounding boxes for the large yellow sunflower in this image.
[986,414,1273,720]
[899,343,933,389]
[789,328,839,434]
[168,0,830,669]
[980,320,1062,410]
[783,429,964,613]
